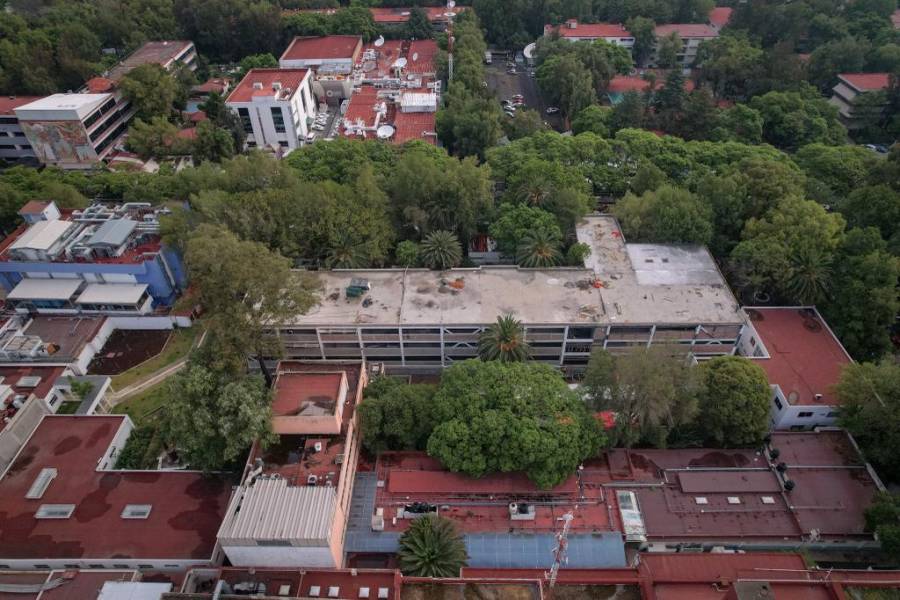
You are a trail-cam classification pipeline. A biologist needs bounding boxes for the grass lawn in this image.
[56,401,81,415]
[111,383,170,425]
[110,326,201,390]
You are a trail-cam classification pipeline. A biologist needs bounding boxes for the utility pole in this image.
[548,512,574,589]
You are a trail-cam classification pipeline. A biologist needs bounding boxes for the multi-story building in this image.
[829,72,890,130]
[0,96,42,166]
[651,23,719,66]
[0,201,186,311]
[217,361,368,568]
[280,36,363,73]
[226,68,316,155]
[0,414,232,571]
[13,41,196,169]
[543,20,635,48]
[738,306,852,431]
[272,216,745,377]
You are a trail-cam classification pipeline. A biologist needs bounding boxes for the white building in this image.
[738,307,852,431]
[226,68,316,156]
[651,23,719,66]
[544,20,635,48]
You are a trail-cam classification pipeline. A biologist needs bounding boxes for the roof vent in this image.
[17,376,41,388]
[309,587,321,597]
[26,468,57,499]
[308,474,318,486]
[252,82,264,90]
[328,587,340,598]
[273,82,282,90]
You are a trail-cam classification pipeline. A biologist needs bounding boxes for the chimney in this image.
[566,18,578,29]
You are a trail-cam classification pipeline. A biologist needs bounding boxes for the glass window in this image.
[271,106,286,133]
[237,107,252,133]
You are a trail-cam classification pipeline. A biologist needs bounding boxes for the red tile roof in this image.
[84,77,115,93]
[370,6,465,23]
[272,371,342,417]
[192,78,229,95]
[343,86,384,132]
[17,200,50,215]
[226,68,309,103]
[177,127,198,140]
[392,111,437,145]
[406,39,438,74]
[549,21,632,39]
[189,110,207,123]
[654,23,719,38]
[358,40,405,78]
[0,415,231,561]
[839,72,890,91]
[708,6,733,28]
[0,96,43,116]
[746,307,851,406]
[280,35,362,62]
[608,75,695,94]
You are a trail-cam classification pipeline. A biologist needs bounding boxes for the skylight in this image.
[35,504,75,519]
[25,468,57,499]
[121,504,153,519]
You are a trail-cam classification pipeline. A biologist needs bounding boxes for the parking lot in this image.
[483,60,565,131]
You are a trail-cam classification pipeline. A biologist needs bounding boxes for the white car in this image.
[545,107,560,115]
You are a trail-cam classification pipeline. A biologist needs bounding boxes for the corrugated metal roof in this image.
[75,283,148,305]
[9,220,74,251]
[7,278,82,301]
[87,219,137,247]
[218,478,336,543]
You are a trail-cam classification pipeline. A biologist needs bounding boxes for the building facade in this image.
[830,72,890,130]
[0,97,42,166]
[226,68,316,155]
[651,24,719,66]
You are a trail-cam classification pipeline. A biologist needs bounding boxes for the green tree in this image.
[184,224,319,382]
[503,108,548,141]
[395,240,420,267]
[695,34,765,100]
[126,116,189,160]
[696,356,771,446]
[192,121,235,164]
[478,314,531,362]
[609,91,647,132]
[164,364,274,472]
[808,36,869,90]
[626,17,656,66]
[405,7,433,40]
[517,227,562,268]
[566,242,592,266]
[657,32,682,68]
[613,185,713,245]
[398,514,468,578]
[358,377,437,454]
[238,52,277,78]
[836,360,900,481]
[536,53,596,121]
[750,88,847,149]
[712,104,764,144]
[795,144,877,199]
[864,493,900,561]
[426,360,603,488]
[571,105,611,136]
[420,230,462,270]
[489,204,561,256]
[120,64,178,120]
[582,346,699,447]
[836,185,900,243]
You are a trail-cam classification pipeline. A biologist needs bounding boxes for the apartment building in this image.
[0,96,42,166]
[830,72,891,130]
[226,68,316,155]
[218,361,368,567]
[738,306,852,431]
[651,23,719,66]
[544,20,635,48]
[280,36,363,73]
[272,216,744,377]
[0,201,186,311]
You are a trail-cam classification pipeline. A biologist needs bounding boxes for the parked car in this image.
[545,107,560,114]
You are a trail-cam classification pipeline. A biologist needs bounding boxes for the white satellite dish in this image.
[376,125,395,139]
[374,35,385,47]
[447,0,456,8]
[412,52,419,62]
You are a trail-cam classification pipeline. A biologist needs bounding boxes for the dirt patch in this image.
[401,583,539,600]
[553,585,643,600]
[89,329,171,374]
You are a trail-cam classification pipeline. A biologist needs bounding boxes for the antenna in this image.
[548,512,574,588]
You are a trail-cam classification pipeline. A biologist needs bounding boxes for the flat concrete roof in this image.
[289,216,743,327]
[7,279,81,301]
[14,94,111,119]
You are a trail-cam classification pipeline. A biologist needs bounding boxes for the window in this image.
[258,539,292,546]
[694,497,708,505]
[35,504,75,519]
[761,496,776,505]
[279,140,289,148]
[121,504,152,519]
[113,564,129,569]
[798,411,813,418]
[63,564,79,569]
[271,106,286,133]
[773,397,783,410]
[35,564,51,569]
[26,468,57,499]
[237,107,252,133]
[826,411,838,418]
[726,496,741,505]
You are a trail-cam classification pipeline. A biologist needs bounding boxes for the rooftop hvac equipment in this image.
[309,587,321,597]
[16,375,41,388]
[346,278,371,298]
[328,587,340,598]
[376,125,395,139]
[308,474,318,485]
[378,588,389,599]
[374,36,385,48]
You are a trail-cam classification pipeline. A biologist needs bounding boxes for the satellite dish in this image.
[374,35,385,48]
[412,52,419,62]
[376,125,395,139]
[447,0,456,8]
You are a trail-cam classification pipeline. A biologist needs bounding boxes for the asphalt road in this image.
[483,61,566,131]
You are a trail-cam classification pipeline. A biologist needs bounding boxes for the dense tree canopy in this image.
[696,356,771,446]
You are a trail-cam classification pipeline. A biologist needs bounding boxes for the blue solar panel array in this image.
[345,474,627,568]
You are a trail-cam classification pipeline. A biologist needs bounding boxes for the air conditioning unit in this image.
[307,474,318,485]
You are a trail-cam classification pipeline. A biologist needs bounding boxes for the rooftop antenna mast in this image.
[548,511,574,589]
[446,0,455,80]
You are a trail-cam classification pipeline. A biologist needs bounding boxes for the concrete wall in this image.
[221,544,336,568]
[0,397,50,473]
[0,116,36,163]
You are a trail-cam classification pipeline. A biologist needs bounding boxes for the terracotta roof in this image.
[280,35,362,62]
[226,68,309,103]
[746,307,851,406]
[177,127,197,140]
[549,21,633,38]
[0,96,43,116]
[343,86,383,132]
[654,23,719,38]
[370,6,465,23]
[17,200,50,215]
[839,72,890,91]
[0,415,232,561]
[189,109,207,123]
[192,78,229,95]
[608,75,695,94]
[406,39,438,74]
[84,77,115,93]
[708,6,733,28]
[392,111,437,145]
[272,371,342,417]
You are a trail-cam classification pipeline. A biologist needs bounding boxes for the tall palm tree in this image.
[785,246,832,305]
[517,227,562,268]
[325,234,368,269]
[420,230,462,270]
[479,314,531,362]
[398,514,468,577]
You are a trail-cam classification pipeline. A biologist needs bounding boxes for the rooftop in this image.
[106,40,195,83]
[0,569,140,600]
[654,23,719,38]
[272,369,344,418]
[0,415,232,561]
[0,96,44,116]
[226,68,309,104]
[708,6,734,28]
[21,315,106,360]
[607,75,695,95]
[370,6,465,23]
[838,72,890,91]
[548,21,633,38]
[745,307,852,406]
[14,94,112,119]
[405,40,438,75]
[392,111,437,145]
[291,216,741,327]
[280,35,363,63]
[0,365,66,436]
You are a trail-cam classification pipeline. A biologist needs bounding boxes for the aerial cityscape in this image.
[0,0,898,598]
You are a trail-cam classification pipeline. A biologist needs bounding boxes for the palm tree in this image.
[325,234,368,269]
[785,246,832,305]
[479,314,531,362]
[420,230,462,270]
[398,514,468,577]
[517,227,562,268]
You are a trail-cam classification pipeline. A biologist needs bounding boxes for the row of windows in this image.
[0,130,25,137]
[83,97,118,130]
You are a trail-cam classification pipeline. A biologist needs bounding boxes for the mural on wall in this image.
[20,121,95,165]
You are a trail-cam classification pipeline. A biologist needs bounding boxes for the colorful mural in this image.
[20,120,95,165]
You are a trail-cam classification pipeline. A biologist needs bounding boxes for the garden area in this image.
[91,326,200,390]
